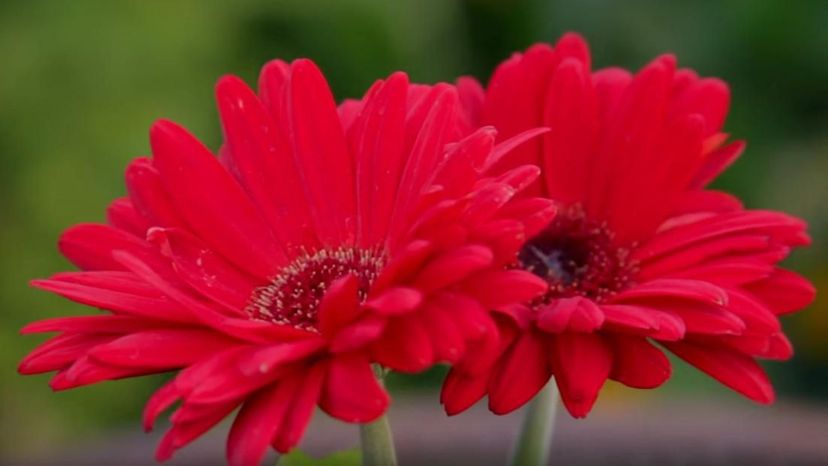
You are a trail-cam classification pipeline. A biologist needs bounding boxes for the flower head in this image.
[19,58,552,465]
[441,33,815,418]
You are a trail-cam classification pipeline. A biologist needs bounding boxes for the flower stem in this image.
[360,366,397,466]
[360,413,397,466]
[511,380,559,466]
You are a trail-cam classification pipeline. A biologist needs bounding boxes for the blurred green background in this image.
[1,0,826,459]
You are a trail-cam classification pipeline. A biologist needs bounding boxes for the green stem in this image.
[360,412,398,466]
[360,366,397,466]
[511,380,559,466]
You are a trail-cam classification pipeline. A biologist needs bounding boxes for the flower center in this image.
[245,248,384,331]
[517,204,636,303]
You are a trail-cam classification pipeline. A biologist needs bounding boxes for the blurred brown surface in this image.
[6,395,828,466]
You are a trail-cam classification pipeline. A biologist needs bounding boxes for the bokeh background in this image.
[1,0,826,464]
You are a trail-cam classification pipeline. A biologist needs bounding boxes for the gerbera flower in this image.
[441,33,815,419]
[19,59,553,465]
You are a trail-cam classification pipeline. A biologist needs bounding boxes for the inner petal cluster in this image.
[517,204,637,303]
[245,248,384,331]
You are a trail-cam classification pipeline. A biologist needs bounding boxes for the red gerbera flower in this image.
[441,33,815,418]
[19,59,552,465]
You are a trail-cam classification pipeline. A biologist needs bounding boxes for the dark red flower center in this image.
[245,248,384,331]
[517,204,637,303]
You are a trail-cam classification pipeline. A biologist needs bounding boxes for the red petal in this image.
[364,287,423,316]
[372,315,434,373]
[150,119,286,279]
[441,367,488,416]
[456,76,484,127]
[287,59,355,246]
[689,140,745,189]
[144,379,180,432]
[157,401,238,461]
[89,329,237,369]
[412,245,493,292]
[481,44,556,196]
[320,354,389,423]
[317,275,362,337]
[488,331,551,414]
[106,197,149,236]
[611,278,728,306]
[549,332,612,418]
[744,268,815,315]
[372,239,433,291]
[124,157,184,228]
[238,339,326,377]
[31,274,190,322]
[329,316,386,353]
[665,341,774,404]
[537,297,605,333]
[608,335,671,389]
[387,86,459,243]
[148,228,256,315]
[469,219,525,265]
[420,300,466,363]
[463,269,547,309]
[497,197,558,238]
[226,376,298,466]
[58,223,165,272]
[257,59,290,123]
[350,72,408,247]
[272,362,326,453]
[19,333,112,375]
[51,356,147,390]
[601,304,686,341]
[541,57,598,204]
[21,315,155,335]
[487,128,551,171]
[216,75,319,254]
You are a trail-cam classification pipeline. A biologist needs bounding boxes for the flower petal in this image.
[665,341,774,404]
[150,119,286,279]
[319,354,389,423]
[488,331,551,414]
[549,332,612,418]
[608,335,671,389]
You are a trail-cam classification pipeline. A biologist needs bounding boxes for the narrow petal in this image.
[329,316,386,353]
[272,362,326,453]
[488,331,551,414]
[441,367,488,416]
[387,86,459,242]
[412,245,493,292]
[226,376,298,466]
[320,354,389,423]
[216,75,319,253]
[150,119,286,279]
[147,227,256,315]
[608,335,671,389]
[58,223,165,272]
[549,332,612,418]
[286,59,355,246]
[317,275,362,337]
[665,341,774,404]
[542,57,598,204]
[689,140,745,189]
[364,287,423,316]
[30,274,190,322]
[125,157,184,228]
[463,269,546,310]
[372,315,434,373]
[744,268,816,315]
[350,72,408,247]
[89,329,238,369]
[106,197,149,236]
